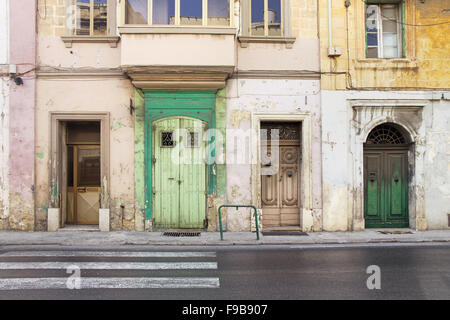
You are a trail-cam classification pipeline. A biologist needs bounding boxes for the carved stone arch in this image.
[362,118,417,146]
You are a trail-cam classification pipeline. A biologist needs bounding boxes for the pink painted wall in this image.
[8,0,36,229]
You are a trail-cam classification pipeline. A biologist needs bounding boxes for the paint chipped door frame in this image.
[50,113,110,228]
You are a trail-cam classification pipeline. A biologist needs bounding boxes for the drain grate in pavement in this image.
[162,232,201,237]
[262,232,308,236]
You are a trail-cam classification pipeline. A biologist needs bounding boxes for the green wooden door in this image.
[364,148,409,228]
[152,117,207,229]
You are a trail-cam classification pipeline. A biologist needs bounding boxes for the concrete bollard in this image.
[99,208,110,232]
[47,208,60,232]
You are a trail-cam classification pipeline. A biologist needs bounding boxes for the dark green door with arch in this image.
[364,124,410,228]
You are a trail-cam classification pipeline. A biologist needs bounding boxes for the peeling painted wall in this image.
[225,78,323,232]
[1,0,37,230]
[319,0,450,90]
[238,0,320,72]
[35,0,137,231]
[319,0,450,230]
[35,79,135,231]
[321,90,450,231]
[0,0,9,229]
[134,88,145,231]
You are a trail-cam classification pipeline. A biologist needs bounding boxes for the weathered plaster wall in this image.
[36,0,137,231]
[225,78,322,232]
[207,88,227,232]
[134,88,145,231]
[121,34,235,67]
[319,0,450,90]
[238,0,320,72]
[0,0,9,229]
[37,0,121,69]
[321,90,450,231]
[423,96,450,229]
[5,0,36,230]
[0,0,8,65]
[0,78,9,230]
[35,78,135,230]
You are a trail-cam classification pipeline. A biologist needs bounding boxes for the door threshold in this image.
[375,228,414,234]
[58,225,100,232]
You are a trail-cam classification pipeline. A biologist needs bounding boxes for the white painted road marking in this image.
[1,251,216,258]
[0,262,217,270]
[0,251,220,290]
[0,277,220,290]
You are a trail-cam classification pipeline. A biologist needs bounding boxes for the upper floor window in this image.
[124,0,232,27]
[250,0,282,36]
[74,0,108,36]
[366,3,403,58]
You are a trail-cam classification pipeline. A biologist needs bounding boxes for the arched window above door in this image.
[366,123,410,145]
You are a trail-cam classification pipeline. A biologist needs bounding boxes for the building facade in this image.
[319,0,450,231]
[0,0,37,231]
[31,0,323,232]
[1,0,448,233]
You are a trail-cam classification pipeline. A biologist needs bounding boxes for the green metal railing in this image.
[217,205,260,241]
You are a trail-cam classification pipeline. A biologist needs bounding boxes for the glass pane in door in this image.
[77,147,100,187]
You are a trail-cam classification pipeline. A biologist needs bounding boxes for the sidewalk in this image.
[0,229,449,246]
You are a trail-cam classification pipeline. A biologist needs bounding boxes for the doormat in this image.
[377,230,413,234]
[162,232,201,237]
[262,232,308,236]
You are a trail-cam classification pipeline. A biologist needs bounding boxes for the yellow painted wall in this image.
[319,0,450,90]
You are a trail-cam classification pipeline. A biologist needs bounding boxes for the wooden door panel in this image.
[281,167,299,207]
[76,189,100,225]
[75,146,100,225]
[364,152,383,220]
[179,118,206,228]
[261,174,278,207]
[262,141,301,228]
[386,152,408,220]
[262,210,282,226]
[153,118,180,228]
[364,148,409,228]
[153,117,207,229]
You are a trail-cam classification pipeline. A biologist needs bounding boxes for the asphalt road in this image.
[0,243,449,300]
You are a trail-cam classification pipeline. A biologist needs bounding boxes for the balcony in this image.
[119,0,236,90]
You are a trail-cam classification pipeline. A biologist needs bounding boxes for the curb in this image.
[1,239,450,247]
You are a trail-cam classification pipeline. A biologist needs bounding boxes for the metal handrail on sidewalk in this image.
[217,205,260,241]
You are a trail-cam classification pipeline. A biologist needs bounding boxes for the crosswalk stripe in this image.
[0,251,216,258]
[0,262,217,270]
[0,277,220,290]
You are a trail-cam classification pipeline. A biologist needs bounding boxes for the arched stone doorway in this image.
[363,123,411,228]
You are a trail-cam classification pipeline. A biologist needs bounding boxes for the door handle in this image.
[77,187,86,193]
[394,176,399,183]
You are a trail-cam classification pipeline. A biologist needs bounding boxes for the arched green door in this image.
[364,123,410,228]
[152,117,207,229]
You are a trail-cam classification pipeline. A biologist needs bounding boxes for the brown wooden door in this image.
[261,142,301,227]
